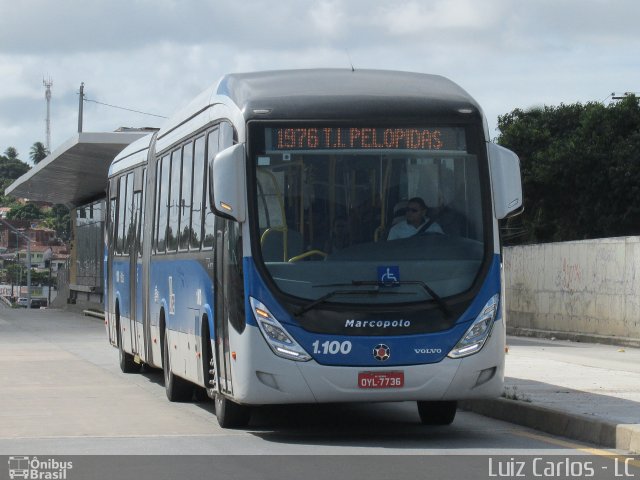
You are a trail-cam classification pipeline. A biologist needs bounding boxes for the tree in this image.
[3,147,19,161]
[6,263,26,285]
[497,96,640,244]
[30,142,49,164]
[0,155,30,207]
[42,203,70,240]
[0,155,30,179]
[6,203,44,220]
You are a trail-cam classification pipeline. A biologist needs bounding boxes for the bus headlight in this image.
[250,297,311,362]
[448,294,499,359]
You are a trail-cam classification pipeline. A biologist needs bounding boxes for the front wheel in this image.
[214,394,251,428]
[417,400,457,425]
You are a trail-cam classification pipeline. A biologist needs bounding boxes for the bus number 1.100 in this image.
[312,340,352,355]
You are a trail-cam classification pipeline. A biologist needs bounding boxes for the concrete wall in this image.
[504,237,640,344]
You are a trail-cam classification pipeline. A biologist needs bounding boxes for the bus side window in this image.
[179,142,194,251]
[116,175,127,255]
[167,149,182,252]
[191,136,205,250]
[109,197,117,252]
[156,155,170,253]
[203,127,219,249]
[138,169,146,256]
[124,173,134,253]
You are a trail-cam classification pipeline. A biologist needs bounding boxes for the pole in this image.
[0,220,33,306]
[48,262,52,306]
[26,238,31,308]
[78,82,84,133]
[43,78,53,152]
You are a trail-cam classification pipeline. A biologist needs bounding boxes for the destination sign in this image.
[267,127,465,151]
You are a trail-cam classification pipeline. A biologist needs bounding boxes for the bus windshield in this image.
[251,125,487,305]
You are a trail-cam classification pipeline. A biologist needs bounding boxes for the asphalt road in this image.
[1,306,637,479]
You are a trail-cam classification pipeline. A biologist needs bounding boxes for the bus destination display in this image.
[268,127,465,151]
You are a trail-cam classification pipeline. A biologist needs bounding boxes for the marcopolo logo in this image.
[8,456,73,480]
[344,319,411,329]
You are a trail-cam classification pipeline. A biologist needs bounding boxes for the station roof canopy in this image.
[6,131,150,207]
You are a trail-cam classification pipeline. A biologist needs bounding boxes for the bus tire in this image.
[202,320,215,400]
[417,400,457,425]
[117,319,139,374]
[214,394,251,429]
[162,328,193,402]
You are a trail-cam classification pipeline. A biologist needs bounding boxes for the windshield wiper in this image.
[294,288,404,317]
[314,279,451,318]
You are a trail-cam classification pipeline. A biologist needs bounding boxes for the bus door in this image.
[107,186,118,345]
[214,218,244,395]
[129,185,144,360]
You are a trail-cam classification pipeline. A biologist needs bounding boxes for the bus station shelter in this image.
[6,130,150,310]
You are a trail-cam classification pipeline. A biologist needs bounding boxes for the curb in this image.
[460,398,640,454]
[506,327,640,349]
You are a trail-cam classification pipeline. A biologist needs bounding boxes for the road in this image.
[0,306,637,479]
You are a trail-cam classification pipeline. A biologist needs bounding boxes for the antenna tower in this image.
[43,77,53,152]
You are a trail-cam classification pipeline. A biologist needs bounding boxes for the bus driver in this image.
[387,197,443,240]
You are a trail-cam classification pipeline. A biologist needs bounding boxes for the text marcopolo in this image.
[344,319,411,329]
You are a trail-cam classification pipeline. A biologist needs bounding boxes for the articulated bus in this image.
[105,69,522,428]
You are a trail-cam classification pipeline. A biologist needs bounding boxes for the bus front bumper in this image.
[226,319,505,405]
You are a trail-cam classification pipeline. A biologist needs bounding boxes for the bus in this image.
[105,69,522,428]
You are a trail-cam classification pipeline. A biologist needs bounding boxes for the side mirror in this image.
[488,143,523,219]
[209,143,246,223]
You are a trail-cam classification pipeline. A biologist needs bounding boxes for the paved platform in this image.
[3,305,638,454]
[462,336,640,454]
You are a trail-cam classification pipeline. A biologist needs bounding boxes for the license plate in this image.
[358,371,404,389]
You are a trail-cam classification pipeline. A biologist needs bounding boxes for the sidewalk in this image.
[461,336,640,454]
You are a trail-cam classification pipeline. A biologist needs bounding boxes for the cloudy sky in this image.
[1,0,638,163]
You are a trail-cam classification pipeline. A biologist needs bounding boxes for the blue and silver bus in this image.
[105,69,522,428]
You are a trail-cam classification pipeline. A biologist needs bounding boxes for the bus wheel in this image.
[214,394,251,428]
[417,400,457,425]
[162,328,193,402]
[117,322,139,374]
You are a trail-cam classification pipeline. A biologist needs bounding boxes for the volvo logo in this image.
[373,344,391,361]
[414,348,442,354]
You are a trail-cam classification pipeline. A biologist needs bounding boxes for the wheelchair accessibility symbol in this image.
[377,266,400,286]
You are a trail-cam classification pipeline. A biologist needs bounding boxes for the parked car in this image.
[30,298,47,309]
[16,297,28,308]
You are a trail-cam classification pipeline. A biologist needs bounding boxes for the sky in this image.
[1,0,639,164]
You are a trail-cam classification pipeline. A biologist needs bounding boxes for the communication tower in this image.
[43,77,53,152]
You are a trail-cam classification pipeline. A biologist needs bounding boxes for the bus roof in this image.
[147,69,487,163]
[216,69,484,123]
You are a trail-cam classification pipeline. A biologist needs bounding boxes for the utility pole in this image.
[78,82,85,133]
[3,222,32,306]
[43,77,53,152]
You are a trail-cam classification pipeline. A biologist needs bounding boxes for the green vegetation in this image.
[497,95,640,244]
[30,142,49,164]
[0,145,70,240]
